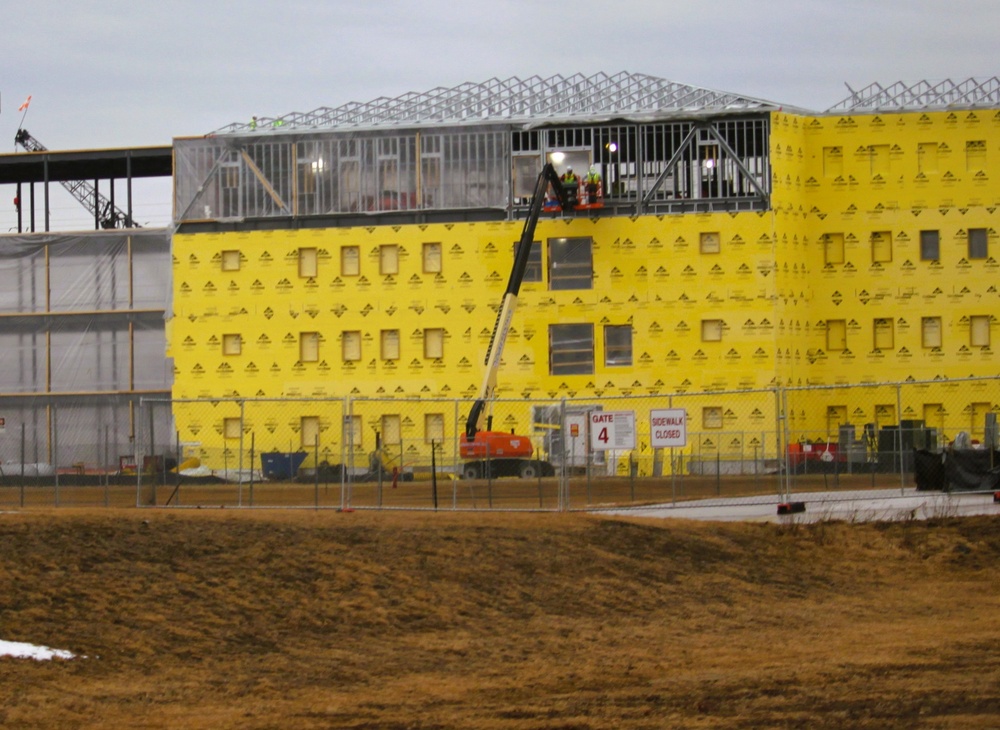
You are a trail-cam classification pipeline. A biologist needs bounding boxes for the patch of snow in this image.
[0,640,75,660]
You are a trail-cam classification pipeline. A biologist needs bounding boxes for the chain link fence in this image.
[1,377,996,511]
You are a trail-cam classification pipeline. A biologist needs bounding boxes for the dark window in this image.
[604,325,632,366]
[548,237,593,290]
[969,228,988,260]
[549,323,594,375]
[919,230,940,261]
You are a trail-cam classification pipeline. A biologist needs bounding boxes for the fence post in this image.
[559,399,568,511]
[777,387,789,502]
[896,383,905,494]
[249,431,255,507]
[19,422,25,508]
[431,439,439,511]
[53,404,59,507]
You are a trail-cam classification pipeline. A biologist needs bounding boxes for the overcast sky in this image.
[0,0,996,227]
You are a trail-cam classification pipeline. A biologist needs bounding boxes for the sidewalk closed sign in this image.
[650,408,687,448]
[589,411,636,451]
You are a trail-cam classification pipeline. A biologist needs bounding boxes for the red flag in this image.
[18,96,31,112]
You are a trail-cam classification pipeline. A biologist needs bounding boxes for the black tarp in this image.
[914,448,1000,492]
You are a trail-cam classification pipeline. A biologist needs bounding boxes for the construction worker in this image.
[584,165,602,204]
[250,116,258,131]
[561,166,579,208]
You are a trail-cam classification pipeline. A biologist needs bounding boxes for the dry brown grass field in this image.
[1,507,999,729]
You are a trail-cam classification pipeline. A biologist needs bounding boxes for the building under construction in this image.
[1,72,998,481]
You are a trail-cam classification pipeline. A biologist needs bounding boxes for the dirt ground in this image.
[1,508,999,729]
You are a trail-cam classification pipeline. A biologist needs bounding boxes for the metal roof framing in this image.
[213,72,784,135]
[828,77,1000,112]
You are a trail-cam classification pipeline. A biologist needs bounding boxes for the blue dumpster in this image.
[261,451,308,480]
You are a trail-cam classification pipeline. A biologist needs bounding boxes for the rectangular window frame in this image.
[221,250,241,272]
[341,246,360,277]
[222,333,242,356]
[703,406,723,430]
[380,329,400,361]
[919,230,940,261]
[548,237,593,291]
[549,323,595,375]
[423,328,444,360]
[823,233,845,265]
[223,417,241,440]
[917,142,939,174]
[699,232,721,254]
[873,318,894,351]
[381,414,402,446]
[826,319,847,352]
[301,416,320,449]
[422,242,442,274]
[966,140,987,172]
[921,317,942,349]
[968,228,988,260]
[425,413,445,445]
[869,144,890,177]
[300,331,320,363]
[342,330,362,362]
[380,244,399,276]
[603,325,633,367]
[701,319,724,342]
[871,231,893,263]
[970,315,991,348]
[298,247,318,278]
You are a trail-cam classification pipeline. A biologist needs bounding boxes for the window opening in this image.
[548,237,593,291]
[701,319,723,342]
[300,332,320,362]
[873,318,894,350]
[549,323,594,375]
[919,230,940,261]
[341,246,360,276]
[381,329,400,360]
[342,331,361,361]
[424,328,444,360]
[826,320,846,351]
[824,233,845,265]
[921,317,942,349]
[604,325,632,366]
[968,228,988,260]
[970,315,990,347]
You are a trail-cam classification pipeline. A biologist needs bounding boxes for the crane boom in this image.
[465,163,566,441]
[14,128,140,229]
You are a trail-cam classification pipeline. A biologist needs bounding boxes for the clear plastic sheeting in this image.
[175,117,772,223]
[175,128,510,221]
[0,230,172,477]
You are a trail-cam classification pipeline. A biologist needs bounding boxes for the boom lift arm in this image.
[465,163,566,442]
[14,128,140,229]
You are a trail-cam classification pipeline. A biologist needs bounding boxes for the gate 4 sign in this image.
[649,408,687,448]
[589,411,636,451]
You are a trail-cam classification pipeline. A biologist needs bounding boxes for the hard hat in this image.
[566,165,573,171]
[590,165,598,173]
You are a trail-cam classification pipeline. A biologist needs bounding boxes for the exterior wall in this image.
[169,108,999,462]
[0,230,173,468]
[170,213,779,393]
[770,109,999,434]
